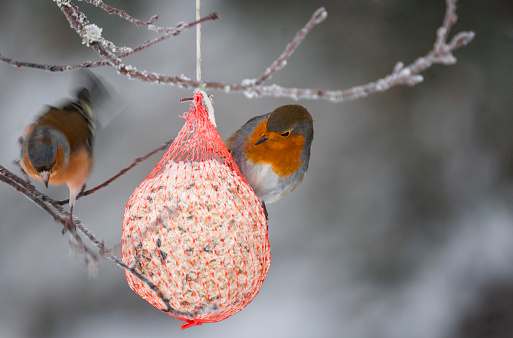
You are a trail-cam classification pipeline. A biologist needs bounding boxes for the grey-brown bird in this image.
[20,81,98,232]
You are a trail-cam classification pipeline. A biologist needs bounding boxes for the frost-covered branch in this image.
[1,136,206,317]
[0,162,217,319]
[83,0,160,29]
[238,0,474,101]
[0,6,219,72]
[1,0,473,103]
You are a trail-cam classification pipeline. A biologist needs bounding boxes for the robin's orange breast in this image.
[243,119,305,177]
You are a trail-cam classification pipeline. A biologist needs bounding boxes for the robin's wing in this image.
[225,132,237,152]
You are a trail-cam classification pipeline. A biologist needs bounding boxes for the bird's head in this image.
[25,127,70,187]
[255,105,314,149]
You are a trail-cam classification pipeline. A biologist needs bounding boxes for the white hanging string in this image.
[196,0,201,83]
[195,0,217,127]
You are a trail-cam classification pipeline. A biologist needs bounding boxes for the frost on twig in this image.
[84,0,159,28]
[80,24,103,47]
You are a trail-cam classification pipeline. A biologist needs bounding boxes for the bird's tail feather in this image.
[74,70,126,129]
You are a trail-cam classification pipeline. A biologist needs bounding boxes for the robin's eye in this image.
[281,131,290,137]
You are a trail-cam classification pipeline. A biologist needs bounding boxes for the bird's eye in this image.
[281,131,290,137]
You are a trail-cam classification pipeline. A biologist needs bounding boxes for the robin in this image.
[226,104,313,216]
[19,78,99,233]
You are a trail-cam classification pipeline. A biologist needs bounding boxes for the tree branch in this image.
[0,163,217,319]
[0,0,473,102]
[0,11,219,72]
[238,0,474,101]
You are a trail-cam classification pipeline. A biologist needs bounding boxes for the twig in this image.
[56,138,174,205]
[0,12,219,72]
[0,165,102,269]
[436,0,458,52]
[84,0,215,36]
[84,0,160,28]
[252,7,327,86]
[0,165,63,224]
[57,0,122,68]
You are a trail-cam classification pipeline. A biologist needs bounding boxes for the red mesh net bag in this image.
[122,92,271,328]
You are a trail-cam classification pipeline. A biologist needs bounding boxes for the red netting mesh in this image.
[121,92,271,328]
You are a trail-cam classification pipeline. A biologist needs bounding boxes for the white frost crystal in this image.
[81,24,102,46]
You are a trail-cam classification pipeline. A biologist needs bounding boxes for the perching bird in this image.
[19,81,97,233]
[226,104,313,215]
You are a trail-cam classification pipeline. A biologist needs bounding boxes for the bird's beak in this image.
[39,171,50,188]
[255,136,269,146]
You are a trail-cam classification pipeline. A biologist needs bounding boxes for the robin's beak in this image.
[39,171,50,188]
[255,136,269,146]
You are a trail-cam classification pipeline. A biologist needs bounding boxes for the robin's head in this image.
[24,127,70,187]
[255,105,314,148]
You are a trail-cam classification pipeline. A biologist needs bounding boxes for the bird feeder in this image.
[122,92,271,328]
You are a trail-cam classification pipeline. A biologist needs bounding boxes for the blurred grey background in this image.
[1,0,512,337]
